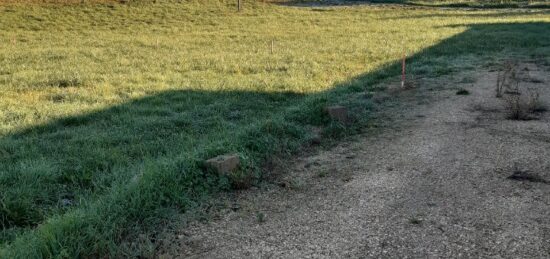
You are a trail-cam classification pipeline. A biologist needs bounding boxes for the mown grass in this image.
[0,0,549,257]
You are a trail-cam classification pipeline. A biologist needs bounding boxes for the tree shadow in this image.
[1,21,549,256]
[384,10,550,20]
[0,89,304,230]
[279,0,550,9]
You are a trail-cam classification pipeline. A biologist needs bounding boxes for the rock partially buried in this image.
[310,134,322,145]
[326,105,348,124]
[206,154,240,175]
[310,127,322,145]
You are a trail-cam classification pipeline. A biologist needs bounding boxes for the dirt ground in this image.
[160,61,550,258]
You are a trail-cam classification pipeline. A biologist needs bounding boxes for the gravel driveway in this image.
[162,63,550,258]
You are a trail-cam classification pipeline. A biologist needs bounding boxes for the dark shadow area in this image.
[1,89,304,230]
[507,169,549,184]
[403,1,550,9]
[279,0,550,9]
[384,9,550,20]
[1,21,549,256]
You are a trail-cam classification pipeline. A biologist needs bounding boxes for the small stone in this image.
[342,175,353,182]
[311,135,322,145]
[205,154,240,175]
[310,127,322,145]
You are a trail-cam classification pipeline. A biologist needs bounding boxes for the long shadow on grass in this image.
[384,10,550,20]
[281,0,550,9]
[1,90,304,229]
[1,22,549,257]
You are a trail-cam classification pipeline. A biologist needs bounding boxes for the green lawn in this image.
[0,0,549,257]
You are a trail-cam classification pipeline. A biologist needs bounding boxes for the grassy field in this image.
[0,0,549,257]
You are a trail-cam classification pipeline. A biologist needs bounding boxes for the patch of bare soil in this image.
[160,61,550,258]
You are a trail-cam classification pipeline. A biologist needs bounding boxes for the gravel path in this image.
[164,64,550,258]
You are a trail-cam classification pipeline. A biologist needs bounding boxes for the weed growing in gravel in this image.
[317,170,329,178]
[526,88,548,113]
[496,61,548,120]
[256,212,266,223]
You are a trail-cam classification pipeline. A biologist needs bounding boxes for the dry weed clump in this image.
[495,60,546,120]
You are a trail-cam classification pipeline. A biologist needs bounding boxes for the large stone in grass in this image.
[326,105,348,124]
[206,154,240,175]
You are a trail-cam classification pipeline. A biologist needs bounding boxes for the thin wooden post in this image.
[237,0,241,12]
[401,53,406,88]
